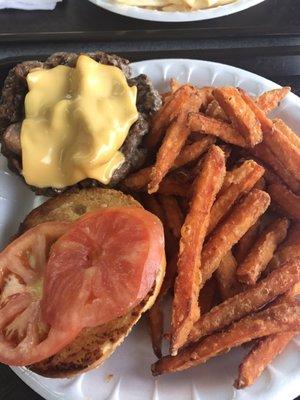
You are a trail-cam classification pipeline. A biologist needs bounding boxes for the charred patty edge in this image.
[0,51,161,196]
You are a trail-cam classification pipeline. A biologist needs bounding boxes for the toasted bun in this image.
[23,188,165,378]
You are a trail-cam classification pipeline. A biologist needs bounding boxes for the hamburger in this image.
[0,188,165,377]
[0,52,161,196]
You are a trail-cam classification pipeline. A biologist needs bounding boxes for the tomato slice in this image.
[0,222,81,366]
[42,207,164,331]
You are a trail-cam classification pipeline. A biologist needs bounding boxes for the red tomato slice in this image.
[0,221,81,366]
[42,207,164,331]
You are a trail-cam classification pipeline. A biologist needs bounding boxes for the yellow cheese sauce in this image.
[21,55,138,188]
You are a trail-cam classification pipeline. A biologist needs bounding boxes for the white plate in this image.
[88,0,266,22]
[1,58,299,400]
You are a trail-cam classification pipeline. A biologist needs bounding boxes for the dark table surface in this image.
[0,0,299,42]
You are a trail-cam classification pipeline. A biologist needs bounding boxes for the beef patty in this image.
[0,52,161,196]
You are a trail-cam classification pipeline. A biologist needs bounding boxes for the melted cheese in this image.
[21,55,138,188]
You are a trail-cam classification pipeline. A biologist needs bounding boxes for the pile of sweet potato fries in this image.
[120,80,300,388]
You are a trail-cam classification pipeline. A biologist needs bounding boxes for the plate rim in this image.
[88,0,266,22]
[6,57,300,400]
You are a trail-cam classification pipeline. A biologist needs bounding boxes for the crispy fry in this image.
[160,195,184,239]
[123,170,189,197]
[264,127,300,183]
[207,160,264,234]
[216,251,241,300]
[188,113,246,147]
[256,87,290,114]
[188,258,300,344]
[158,177,189,197]
[268,183,300,220]
[148,113,190,194]
[199,276,218,314]
[123,138,216,192]
[213,87,262,147]
[146,86,213,150]
[172,136,215,169]
[273,118,300,149]
[141,193,166,225]
[170,78,181,93]
[152,299,300,376]
[236,218,289,285]
[146,85,194,150]
[141,193,178,260]
[239,89,300,183]
[252,143,300,193]
[235,331,295,389]
[161,91,171,104]
[148,302,164,358]
[263,167,282,185]
[122,166,151,191]
[269,223,300,271]
[201,189,270,286]
[220,160,261,195]
[235,219,261,264]
[218,144,232,161]
[170,146,226,355]
[235,277,300,389]
[206,99,228,121]
[288,280,300,297]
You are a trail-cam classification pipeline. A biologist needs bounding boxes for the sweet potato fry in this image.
[158,176,189,197]
[235,331,295,389]
[146,85,194,150]
[213,87,263,147]
[159,195,184,239]
[188,257,300,344]
[273,118,300,149]
[216,251,242,300]
[141,193,178,260]
[256,87,290,114]
[207,160,264,234]
[188,113,246,147]
[206,99,228,121]
[235,219,261,264]
[236,218,289,285]
[218,144,232,161]
[146,86,213,150]
[161,91,171,105]
[220,160,260,195]
[172,136,215,169]
[200,189,270,286]
[252,143,300,193]
[263,167,282,185]
[152,299,300,376]
[148,113,190,194]
[141,193,166,225]
[269,223,300,271]
[122,166,151,191]
[239,89,300,183]
[199,276,218,314]
[170,78,181,93]
[265,127,300,183]
[170,146,226,355]
[235,278,300,389]
[268,183,300,220]
[148,302,164,359]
